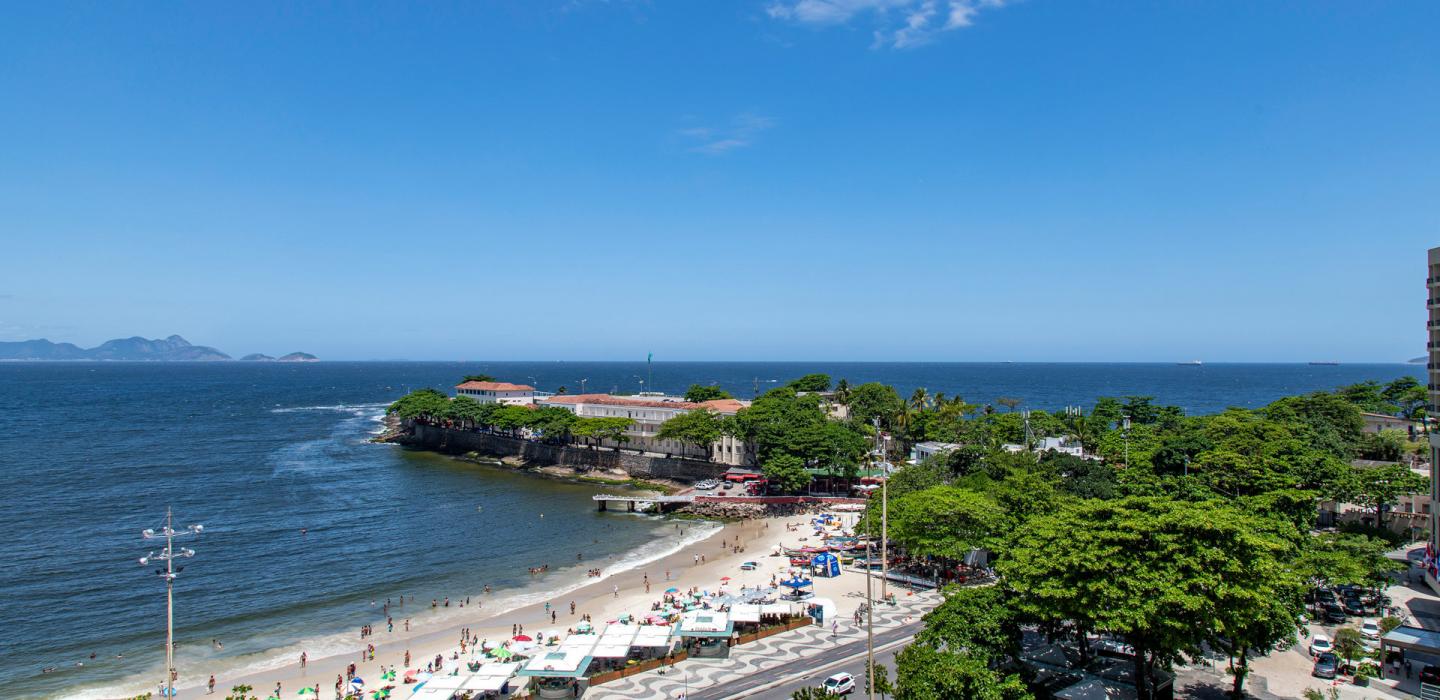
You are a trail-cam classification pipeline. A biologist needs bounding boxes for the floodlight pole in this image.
[140,508,202,699]
[865,533,875,700]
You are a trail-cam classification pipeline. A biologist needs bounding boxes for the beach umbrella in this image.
[664,587,679,593]
[576,621,592,632]
[348,678,365,694]
[512,634,533,642]
[298,689,318,697]
[490,647,514,660]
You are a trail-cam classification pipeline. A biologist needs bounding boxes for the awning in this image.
[1382,625,1440,655]
[731,604,761,623]
[632,625,674,648]
[592,643,633,658]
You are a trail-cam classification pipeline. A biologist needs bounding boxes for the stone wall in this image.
[404,424,727,482]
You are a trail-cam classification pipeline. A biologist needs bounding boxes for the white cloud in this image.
[677,113,777,155]
[767,0,1011,49]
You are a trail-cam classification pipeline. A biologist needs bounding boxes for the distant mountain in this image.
[1409,356,1427,364]
[0,335,231,361]
[240,353,276,361]
[277,352,318,362]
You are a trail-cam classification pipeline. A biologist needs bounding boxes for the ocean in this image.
[0,360,1422,698]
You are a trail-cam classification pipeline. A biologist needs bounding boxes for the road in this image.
[684,619,921,700]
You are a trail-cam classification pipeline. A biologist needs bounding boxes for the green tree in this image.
[572,417,634,448]
[656,408,723,457]
[387,388,450,421]
[527,405,579,442]
[848,382,906,432]
[1122,395,1159,424]
[1359,428,1409,462]
[876,486,1003,559]
[683,384,733,402]
[786,373,832,392]
[763,452,810,492]
[462,373,496,383]
[912,585,1021,661]
[999,497,1295,699]
[893,644,1032,700]
[1333,626,1365,668]
[1336,463,1430,531]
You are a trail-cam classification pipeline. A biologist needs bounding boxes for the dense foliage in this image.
[844,378,1427,699]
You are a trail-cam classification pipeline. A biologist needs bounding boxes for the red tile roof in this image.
[455,381,535,392]
[541,394,745,414]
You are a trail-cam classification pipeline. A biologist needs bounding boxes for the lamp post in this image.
[1121,415,1131,466]
[864,528,875,700]
[870,418,890,600]
[140,508,203,699]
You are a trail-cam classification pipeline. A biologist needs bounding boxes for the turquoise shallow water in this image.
[0,360,1419,698]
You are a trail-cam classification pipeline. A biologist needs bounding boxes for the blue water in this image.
[0,361,1421,698]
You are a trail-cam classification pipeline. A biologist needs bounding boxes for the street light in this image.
[1121,415,1132,466]
[140,508,203,699]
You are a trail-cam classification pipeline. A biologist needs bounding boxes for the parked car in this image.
[1322,605,1347,624]
[1309,635,1333,657]
[1313,653,1339,679]
[1421,664,1440,686]
[1343,599,1366,617]
[1361,620,1382,640]
[822,672,856,695]
[693,479,719,491]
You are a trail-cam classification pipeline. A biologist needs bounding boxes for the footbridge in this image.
[593,494,695,513]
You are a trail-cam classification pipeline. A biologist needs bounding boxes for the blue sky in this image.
[1,1,1437,361]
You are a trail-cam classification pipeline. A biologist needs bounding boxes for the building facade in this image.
[455,381,537,405]
[1427,246,1440,592]
[537,393,754,465]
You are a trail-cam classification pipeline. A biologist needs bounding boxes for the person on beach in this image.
[301,651,307,668]
[405,618,410,631]
[552,610,557,623]
[570,601,575,615]
[613,584,619,598]
[208,675,215,694]
[404,650,411,667]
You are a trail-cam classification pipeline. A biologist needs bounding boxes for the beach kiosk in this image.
[459,662,524,698]
[676,610,734,659]
[811,552,841,578]
[517,636,596,700]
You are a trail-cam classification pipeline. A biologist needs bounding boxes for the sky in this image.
[1,1,1438,362]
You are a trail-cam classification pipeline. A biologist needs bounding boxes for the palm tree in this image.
[910,387,931,413]
[997,397,1023,412]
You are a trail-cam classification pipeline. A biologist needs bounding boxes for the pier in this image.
[593,494,694,513]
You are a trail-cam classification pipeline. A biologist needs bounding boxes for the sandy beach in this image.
[166,511,883,699]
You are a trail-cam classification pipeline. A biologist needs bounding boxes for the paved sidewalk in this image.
[586,589,940,699]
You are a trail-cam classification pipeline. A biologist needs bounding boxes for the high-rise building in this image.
[1427,247,1440,591]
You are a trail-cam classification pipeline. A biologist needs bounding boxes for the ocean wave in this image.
[65,519,723,700]
[269,402,391,415]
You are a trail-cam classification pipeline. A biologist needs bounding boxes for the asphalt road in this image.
[685,619,921,700]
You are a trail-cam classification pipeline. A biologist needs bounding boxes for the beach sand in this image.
[179,511,886,698]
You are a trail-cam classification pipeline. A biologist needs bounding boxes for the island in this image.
[0,335,318,362]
